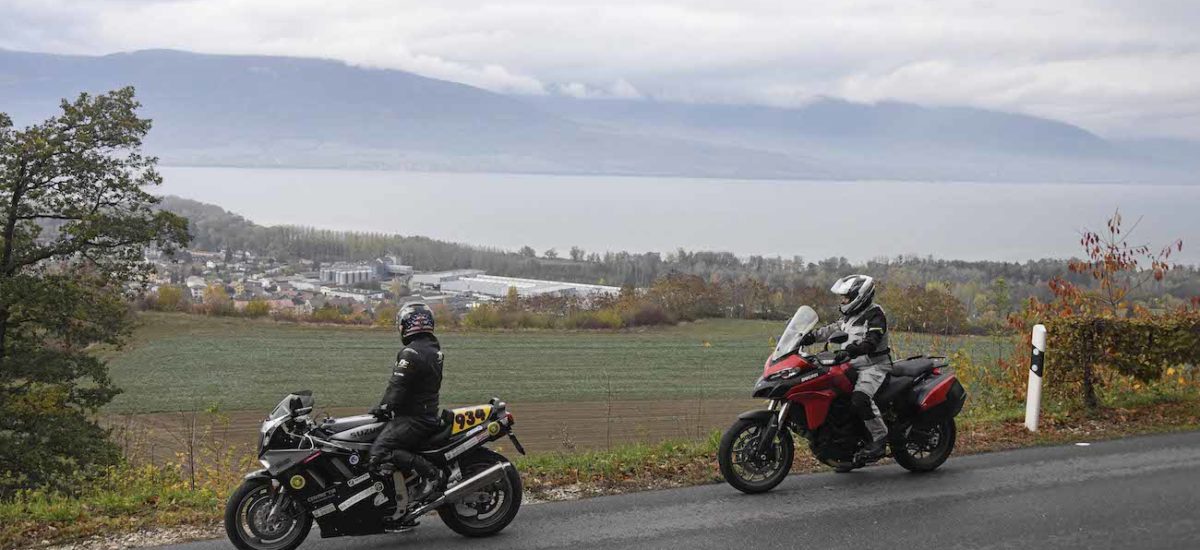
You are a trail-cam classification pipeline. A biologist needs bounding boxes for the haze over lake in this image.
[158,167,1200,264]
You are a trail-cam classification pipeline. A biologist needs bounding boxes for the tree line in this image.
[161,195,1200,331]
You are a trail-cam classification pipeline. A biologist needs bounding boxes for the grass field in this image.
[102,313,1011,413]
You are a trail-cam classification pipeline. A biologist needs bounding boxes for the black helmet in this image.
[830,274,875,316]
[397,302,435,343]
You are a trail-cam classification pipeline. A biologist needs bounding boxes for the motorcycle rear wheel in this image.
[438,448,523,537]
[718,418,794,494]
[891,417,956,473]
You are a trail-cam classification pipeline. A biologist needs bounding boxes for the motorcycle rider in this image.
[798,275,892,463]
[369,302,444,505]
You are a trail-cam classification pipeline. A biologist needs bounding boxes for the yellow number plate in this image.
[450,405,493,435]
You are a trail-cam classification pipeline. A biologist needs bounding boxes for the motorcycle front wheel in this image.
[438,448,523,537]
[224,478,312,550]
[718,418,794,494]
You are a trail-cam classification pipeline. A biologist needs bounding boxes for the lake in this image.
[157,167,1200,264]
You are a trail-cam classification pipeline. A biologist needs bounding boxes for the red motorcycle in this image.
[718,306,967,493]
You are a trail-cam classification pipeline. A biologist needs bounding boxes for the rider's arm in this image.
[377,347,421,412]
[810,322,840,343]
[845,309,887,357]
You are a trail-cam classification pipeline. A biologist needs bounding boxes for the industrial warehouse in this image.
[412,270,620,301]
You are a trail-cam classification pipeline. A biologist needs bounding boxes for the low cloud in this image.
[2,0,1198,138]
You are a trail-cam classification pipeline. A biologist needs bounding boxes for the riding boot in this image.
[409,455,441,502]
[857,417,889,463]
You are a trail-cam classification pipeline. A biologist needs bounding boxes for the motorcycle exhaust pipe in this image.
[407,462,513,519]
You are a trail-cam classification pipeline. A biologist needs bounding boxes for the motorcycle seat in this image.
[891,357,936,377]
[419,410,457,451]
[874,375,915,405]
[321,414,380,434]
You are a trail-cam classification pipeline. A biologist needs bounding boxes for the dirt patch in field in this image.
[105,398,764,462]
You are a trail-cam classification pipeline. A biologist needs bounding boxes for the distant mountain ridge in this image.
[2,48,1196,183]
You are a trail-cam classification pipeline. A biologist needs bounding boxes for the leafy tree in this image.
[203,283,233,315]
[986,277,1012,316]
[244,298,270,318]
[503,285,521,311]
[0,87,189,495]
[518,246,536,258]
[374,304,398,327]
[155,285,186,311]
[543,248,558,259]
[569,246,585,261]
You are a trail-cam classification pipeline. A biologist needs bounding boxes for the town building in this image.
[319,286,386,303]
[410,269,486,290]
[441,274,620,300]
[319,263,377,286]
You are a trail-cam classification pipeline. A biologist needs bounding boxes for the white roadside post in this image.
[1025,324,1047,432]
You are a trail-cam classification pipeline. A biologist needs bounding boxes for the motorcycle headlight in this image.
[767,368,802,381]
[258,417,285,456]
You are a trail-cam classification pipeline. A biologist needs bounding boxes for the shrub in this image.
[154,286,188,312]
[1044,311,1200,408]
[463,304,502,329]
[626,304,674,327]
[565,309,624,329]
[243,298,270,318]
[309,305,346,324]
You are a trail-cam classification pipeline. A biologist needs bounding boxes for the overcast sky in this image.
[3,0,1198,139]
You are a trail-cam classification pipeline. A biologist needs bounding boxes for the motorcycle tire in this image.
[438,448,523,537]
[891,417,956,473]
[224,478,312,550]
[718,418,794,494]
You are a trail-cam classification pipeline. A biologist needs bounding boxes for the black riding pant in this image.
[370,415,439,472]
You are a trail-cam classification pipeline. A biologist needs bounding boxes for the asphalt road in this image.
[159,430,1200,550]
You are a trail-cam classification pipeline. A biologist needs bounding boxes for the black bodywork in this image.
[251,394,521,538]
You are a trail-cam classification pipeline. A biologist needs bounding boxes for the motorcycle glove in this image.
[370,404,394,420]
[798,332,817,346]
[843,341,867,357]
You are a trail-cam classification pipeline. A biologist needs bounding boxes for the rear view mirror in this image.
[829,331,849,344]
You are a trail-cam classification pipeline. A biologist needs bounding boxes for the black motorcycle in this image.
[225,391,525,550]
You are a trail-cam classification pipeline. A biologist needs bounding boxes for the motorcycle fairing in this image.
[791,390,836,430]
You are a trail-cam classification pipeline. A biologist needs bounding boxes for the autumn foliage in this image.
[1010,210,1195,409]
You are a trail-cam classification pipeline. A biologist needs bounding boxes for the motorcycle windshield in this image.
[772,306,819,360]
[268,396,292,420]
[267,392,314,420]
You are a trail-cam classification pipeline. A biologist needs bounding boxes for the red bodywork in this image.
[762,355,855,430]
[917,376,955,410]
[760,354,959,430]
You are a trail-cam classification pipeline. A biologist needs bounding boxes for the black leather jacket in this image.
[377,333,443,418]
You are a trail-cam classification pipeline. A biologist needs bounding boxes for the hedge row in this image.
[1046,311,1200,407]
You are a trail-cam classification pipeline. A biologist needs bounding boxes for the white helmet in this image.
[831,274,875,316]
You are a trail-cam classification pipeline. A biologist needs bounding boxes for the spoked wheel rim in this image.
[729,424,788,483]
[903,422,946,460]
[450,465,514,528]
[235,486,304,550]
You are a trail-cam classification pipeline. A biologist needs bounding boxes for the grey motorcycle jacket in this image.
[378,333,444,418]
[813,304,891,365]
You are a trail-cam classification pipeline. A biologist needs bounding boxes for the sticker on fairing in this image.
[338,483,383,510]
[312,503,336,518]
[373,492,389,506]
[348,473,370,487]
[450,405,494,435]
[445,428,490,460]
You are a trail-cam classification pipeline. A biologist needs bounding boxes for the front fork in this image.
[754,400,791,455]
